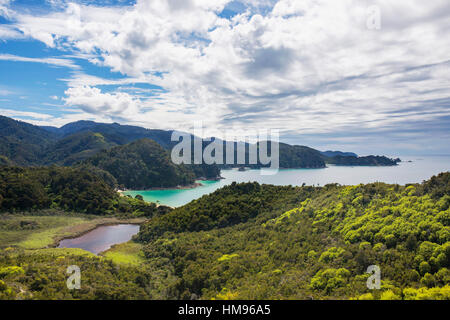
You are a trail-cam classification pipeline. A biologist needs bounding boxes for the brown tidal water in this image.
[58,224,140,254]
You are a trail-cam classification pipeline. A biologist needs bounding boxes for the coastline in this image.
[118,175,224,193]
[145,182,204,191]
[118,182,203,193]
[118,162,403,198]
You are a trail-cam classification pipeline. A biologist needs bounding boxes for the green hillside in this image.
[42,131,117,166]
[136,172,450,299]
[82,138,198,189]
[0,166,168,217]
[0,172,449,300]
[0,116,57,166]
[279,143,325,168]
[45,120,176,149]
[0,116,399,174]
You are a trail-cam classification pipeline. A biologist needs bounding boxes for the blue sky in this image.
[0,0,449,155]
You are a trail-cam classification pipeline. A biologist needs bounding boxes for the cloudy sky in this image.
[0,0,449,155]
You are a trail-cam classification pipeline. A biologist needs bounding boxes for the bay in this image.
[124,155,450,208]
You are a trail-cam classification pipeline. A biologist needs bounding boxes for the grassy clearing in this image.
[25,247,97,258]
[0,215,89,249]
[102,241,146,266]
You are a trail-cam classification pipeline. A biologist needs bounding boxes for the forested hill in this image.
[279,143,325,168]
[80,138,196,189]
[81,138,219,189]
[36,117,399,168]
[0,166,170,216]
[0,162,448,299]
[0,116,221,188]
[136,172,450,300]
[0,115,399,172]
[0,116,57,166]
[42,131,117,166]
[47,120,176,149]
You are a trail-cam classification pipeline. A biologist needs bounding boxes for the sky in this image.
[0,0,449,156]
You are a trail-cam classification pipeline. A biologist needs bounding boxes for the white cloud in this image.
[9,110,117,128]
[60,72,153,88]
[0,25,23,39]
[0,54,80,69]
[64,85,141,116]
[0,0,12,18]
[62,84,209,130]
[1,0,450,149]
[0,108,54,120]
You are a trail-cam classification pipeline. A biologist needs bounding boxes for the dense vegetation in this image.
[320,151,358,158]
[134,172,450,299]
[82,139,204,189]
[278,143,325,168]
[137,182,314,241]
[44,120,176,149]
[3,114,438,300]
[0,116,57,166]
[0,166,170,217]
[42,131,116,166]
[0,248,172,300]
[0,172,449,300]
[216,141,325,169]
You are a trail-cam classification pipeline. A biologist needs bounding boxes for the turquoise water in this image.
[124,155,450,207]
[124,180,226,208]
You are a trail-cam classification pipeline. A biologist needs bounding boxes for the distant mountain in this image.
[41,120,327,169]
[82,138,200,189]
[0,115,399,178]
[55,120,99,136]
[325,155,400,166]
[279,143,326,168]
[42,131,117,166]
[203,140,326,169]
[39,126,61,134]
[321,150,358,158]
[0,116,57,166]
[41,120,176,149]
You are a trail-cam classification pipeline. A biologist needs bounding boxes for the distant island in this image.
[325,155,401,166]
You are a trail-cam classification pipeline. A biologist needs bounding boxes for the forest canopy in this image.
[0,166,169,217]
[0,171,449,300]
[136,172,450,299]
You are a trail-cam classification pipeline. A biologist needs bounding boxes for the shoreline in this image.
[118,163,403,196]
[118,175,224,193]
[118,182,203,193]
